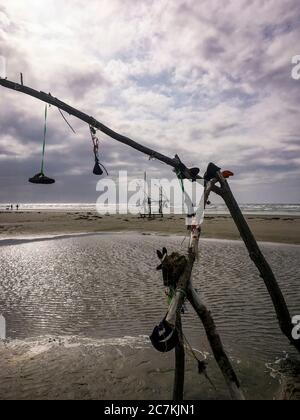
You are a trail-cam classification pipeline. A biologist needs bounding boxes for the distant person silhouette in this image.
[16,204,19,211]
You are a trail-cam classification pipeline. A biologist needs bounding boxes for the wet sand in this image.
[0,211,300,244]
[0,335,238,400]
[0,334,289,401]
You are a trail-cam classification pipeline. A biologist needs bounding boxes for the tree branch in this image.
[187,285,245,400]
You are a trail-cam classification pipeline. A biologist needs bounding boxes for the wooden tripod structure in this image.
[140,173,165,219]
[0,76,299,400]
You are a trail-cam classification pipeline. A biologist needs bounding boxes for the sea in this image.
[1,203,300,216]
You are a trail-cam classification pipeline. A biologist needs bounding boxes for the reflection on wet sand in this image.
[0,234,299,399]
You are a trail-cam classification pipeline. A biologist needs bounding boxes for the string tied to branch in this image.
[28,104,55,185]
[89,126,108,176]
[179,330,217,392]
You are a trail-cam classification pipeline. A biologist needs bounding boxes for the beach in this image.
[0,211,299,400]
[0,211,300,244]
[1,0,300,403]
[0,233,299,400]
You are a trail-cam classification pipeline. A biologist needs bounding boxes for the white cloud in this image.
[0,0,299,202]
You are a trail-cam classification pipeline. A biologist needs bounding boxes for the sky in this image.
[0,0,299,204]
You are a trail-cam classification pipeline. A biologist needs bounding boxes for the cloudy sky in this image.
[0,0,299,204]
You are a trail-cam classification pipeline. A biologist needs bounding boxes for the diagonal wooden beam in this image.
[216,172,300,354]
[0,78,199,176]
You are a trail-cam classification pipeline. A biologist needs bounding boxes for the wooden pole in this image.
[165,249,245,400]
[216,172,300,354]
[166,249,194,326]
[159,186,163,217]
[0,78,224,197]
[0,78,177,169]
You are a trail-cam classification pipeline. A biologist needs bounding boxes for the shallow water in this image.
[0,234,299,400]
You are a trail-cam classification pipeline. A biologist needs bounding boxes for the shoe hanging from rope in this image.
[29,105,55,185]
[90,126,108,176]
[150,316,179,353]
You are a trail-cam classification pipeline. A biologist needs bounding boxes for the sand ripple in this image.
[0,234,299,399]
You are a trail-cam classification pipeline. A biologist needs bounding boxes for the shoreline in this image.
[0,232,299,248]
[1,211,300,245]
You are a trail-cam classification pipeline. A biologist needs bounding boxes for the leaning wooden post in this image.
[216,172,300,354]
[165,180,245,400]
[166,246,245,400]
[166,249,194,401]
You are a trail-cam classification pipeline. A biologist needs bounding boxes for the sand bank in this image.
[0,211,299,244]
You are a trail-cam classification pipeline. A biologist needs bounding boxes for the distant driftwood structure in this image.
[0,76,299,400]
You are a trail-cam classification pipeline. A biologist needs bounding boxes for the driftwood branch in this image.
[0,78,211,184]
[166,249,194,326]
[1,77,297,394]
[0,78,178,168]
[166,178,217,326]
[217,172,300,354]
[187,286,245,400]
[164,180,245,400]
[165,246,245,400]
[173,315,185,401]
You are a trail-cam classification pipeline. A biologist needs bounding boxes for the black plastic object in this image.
[29,172,55,185]
[174,154,200,181]
[188,167,200,180]
[93,158,104,176]
[204,162,221,181]
[150,318,179,353]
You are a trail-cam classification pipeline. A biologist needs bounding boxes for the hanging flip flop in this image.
[29,172,55,184]
[29,105,55,185]
[150,317,179,353]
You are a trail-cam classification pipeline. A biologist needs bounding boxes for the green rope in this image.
[167,287,175,305]
[176,287,187,298]
[40,105,48,174]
